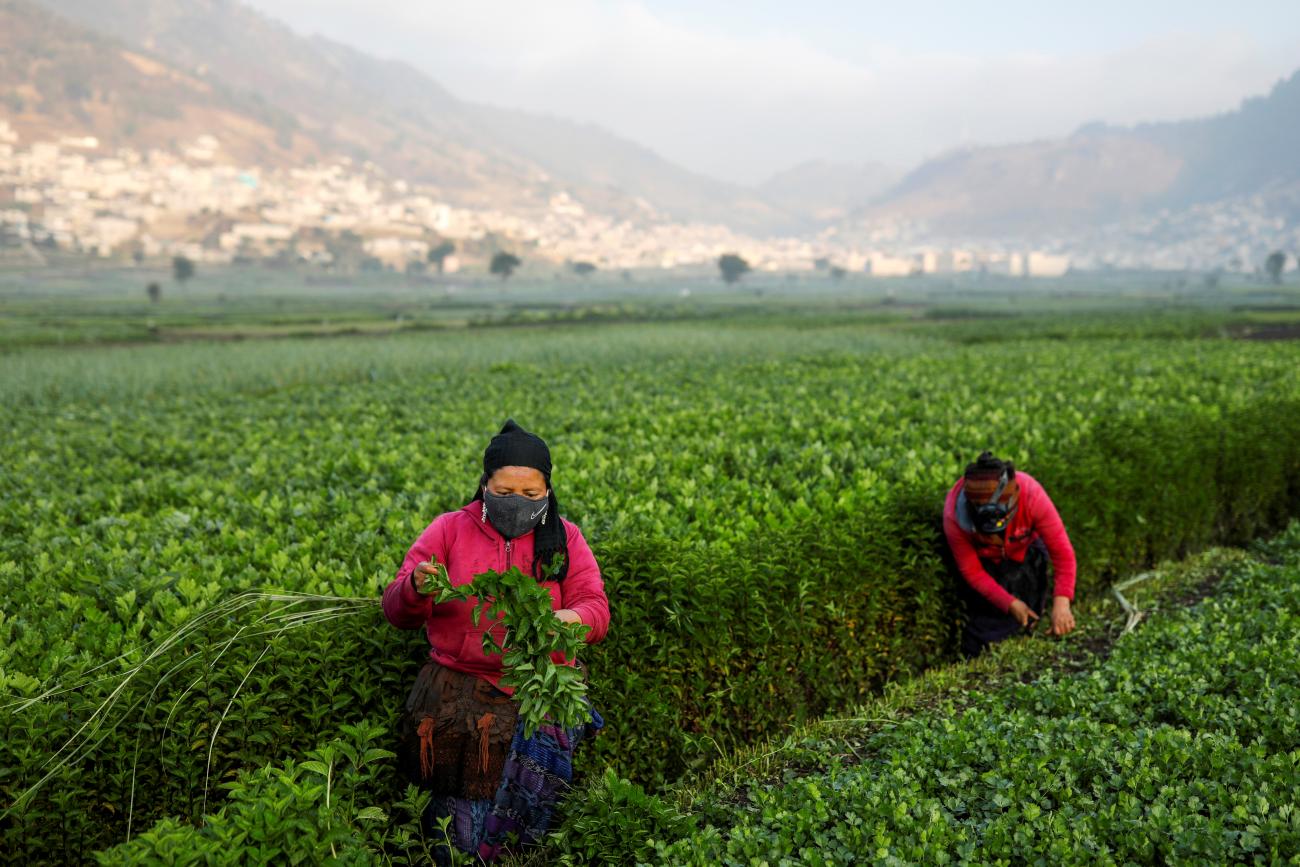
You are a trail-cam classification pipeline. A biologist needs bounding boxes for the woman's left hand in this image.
[1049,596,1076,636]
[554,609,582,625]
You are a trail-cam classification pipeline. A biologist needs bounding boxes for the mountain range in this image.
[5,0,1300,239]
[863,71,1300,238]
[6,0,797,232]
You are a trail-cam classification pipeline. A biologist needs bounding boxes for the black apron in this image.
[960,538,1051,658]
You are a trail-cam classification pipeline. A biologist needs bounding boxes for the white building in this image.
[364,236,429,268]
[865,252,915,277]
[87,216,138,256]
[1027,252,1071,277]
[219,222,295,253]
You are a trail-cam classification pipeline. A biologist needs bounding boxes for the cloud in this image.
[245,0,1300,184]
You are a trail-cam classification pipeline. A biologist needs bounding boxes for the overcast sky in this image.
[245,0,1300,186]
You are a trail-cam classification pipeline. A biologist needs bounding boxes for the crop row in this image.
[609,522,1300,865]
[1,318,1299,860]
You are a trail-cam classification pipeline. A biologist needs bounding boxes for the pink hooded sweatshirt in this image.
[943,471,1077,613]
[382,502,610,691]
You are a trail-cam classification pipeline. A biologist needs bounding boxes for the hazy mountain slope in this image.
[1142,70,1300,205]
[29,0,794,230]
[28,0,551,208]
[861,70,1300,236]
[869,134,1185,234]
[0,0,312,165]
[467,105,788,231]
[756,160,901,223]
[23,0,1298,238]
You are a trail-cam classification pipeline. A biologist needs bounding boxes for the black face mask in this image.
[483,490,548,539]
[969,469,1016,534]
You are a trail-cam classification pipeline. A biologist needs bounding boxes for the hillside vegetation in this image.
[0,0,308,164]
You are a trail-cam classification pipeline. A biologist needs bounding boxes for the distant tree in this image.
[326,229,367,273]
[132,247,145,266]
[621,270,633,282]
[490,251,522,280]
[1204,269,1222,290]
[146,282,161,304]
[718,253,751,284]
[571,261,597,277]
[829,265,848,281]
[172,255,195,283]
[813,257,831,271]
[1266,250,1287,284]
[427,240,456,273]
[405,260,427,277]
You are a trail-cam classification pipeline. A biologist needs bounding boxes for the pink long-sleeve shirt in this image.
[382,502,610,691]
[943,472,1076,613]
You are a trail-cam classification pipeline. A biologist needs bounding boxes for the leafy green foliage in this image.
[426,240,456,271]
[94,722,473,866]
[414,562,449,595]
[432,564,591,737]
[171,256,195,283]
[490,251,522,280]
[0,313,1298,861]
[1266,250,1286,284]
[545,768,698,865]
[606,522,1300,864]
[717,253,750,283]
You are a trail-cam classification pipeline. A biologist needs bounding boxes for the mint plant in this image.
[414,562,449,595]
[432,564,591,738]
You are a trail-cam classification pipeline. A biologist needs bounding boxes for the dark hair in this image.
[471,420,569,581]
[965,450,1015,480]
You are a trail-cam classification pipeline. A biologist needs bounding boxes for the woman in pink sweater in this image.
[943,451,1077,657]
[382,419,609,860]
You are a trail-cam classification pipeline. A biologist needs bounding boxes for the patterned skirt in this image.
[433,710,604,861]
[397,662,604,862]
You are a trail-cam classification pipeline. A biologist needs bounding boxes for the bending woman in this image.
[382,419,609,861]
[943,451,1077,657]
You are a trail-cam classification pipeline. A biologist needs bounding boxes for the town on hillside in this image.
[1,120,1295,280]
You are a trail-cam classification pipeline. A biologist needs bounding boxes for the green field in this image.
[3,261,1299,350]
[2,273,1299,863]
[580,526,1300,865]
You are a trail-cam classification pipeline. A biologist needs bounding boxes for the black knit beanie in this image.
[481,419,552,478]
[471,419,569,581]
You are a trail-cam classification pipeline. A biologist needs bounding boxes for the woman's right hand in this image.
[410,561,442,592]
[1008,598,1039,628]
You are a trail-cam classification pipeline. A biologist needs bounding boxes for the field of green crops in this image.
[2,289,1300,863]
[599,525,1300,865]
